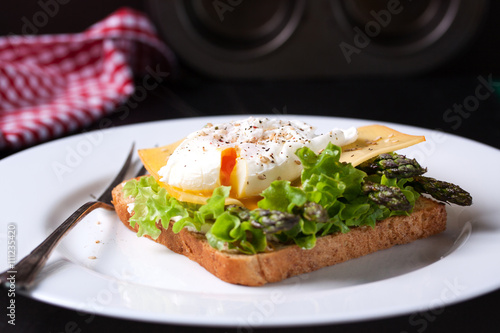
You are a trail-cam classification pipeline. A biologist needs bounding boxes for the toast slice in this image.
[112,181,447,286]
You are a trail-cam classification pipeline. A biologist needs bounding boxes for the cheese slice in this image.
[340,125,425,166]
[138,140,183,180]
[138,125,425,209]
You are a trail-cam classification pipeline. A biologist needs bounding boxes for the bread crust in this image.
[112,181,447,286]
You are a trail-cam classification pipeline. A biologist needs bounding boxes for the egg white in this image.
[158,117,358,198]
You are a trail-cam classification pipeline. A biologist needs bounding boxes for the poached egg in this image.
[157,117,358,199]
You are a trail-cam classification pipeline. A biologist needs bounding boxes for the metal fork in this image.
[0,143,138,290]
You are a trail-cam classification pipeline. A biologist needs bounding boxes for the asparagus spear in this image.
[359,153,472,206]
[248,210,300,234]
[226,204,251,221]
[303,201,329,223]
[227,202,329,234]
[362,180,412,211]
[358,153,427,179]
[226,205,300,234]
[411,176,473,206]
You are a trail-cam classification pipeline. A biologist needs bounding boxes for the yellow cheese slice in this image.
[340,125,425,166]
[138,139,183,181]
[138,125,425,209]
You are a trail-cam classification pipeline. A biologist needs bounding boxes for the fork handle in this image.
[0,201,113,290]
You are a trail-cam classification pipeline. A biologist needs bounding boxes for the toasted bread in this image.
[112,181,447,286]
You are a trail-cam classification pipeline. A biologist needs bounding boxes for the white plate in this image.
[1,115,499,328]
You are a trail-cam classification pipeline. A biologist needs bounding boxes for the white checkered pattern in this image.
[0,8,175,150]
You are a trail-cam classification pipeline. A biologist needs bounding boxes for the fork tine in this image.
[97,142,135,204]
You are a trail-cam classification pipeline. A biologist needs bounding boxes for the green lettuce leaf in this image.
[298,142,366,203]
[207,213,267,254]
[173,186,231,233]
[123,176,191,238]
[258,180,307,213]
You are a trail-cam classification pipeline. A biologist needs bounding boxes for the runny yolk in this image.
[220,148,238,186]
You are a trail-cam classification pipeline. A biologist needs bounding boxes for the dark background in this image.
[1,0,500,75]
[1,0,500,332]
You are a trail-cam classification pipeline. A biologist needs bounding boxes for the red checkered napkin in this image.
[0,7,175,151]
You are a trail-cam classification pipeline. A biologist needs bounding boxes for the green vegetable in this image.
[257,180,307,213]
[122,143,465,255]
[123,176,189,238]
[362,180,412,211]
[207,214,267,254]
[358,152,427,179]
[247,209,301,234]
[410,176,472,206]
